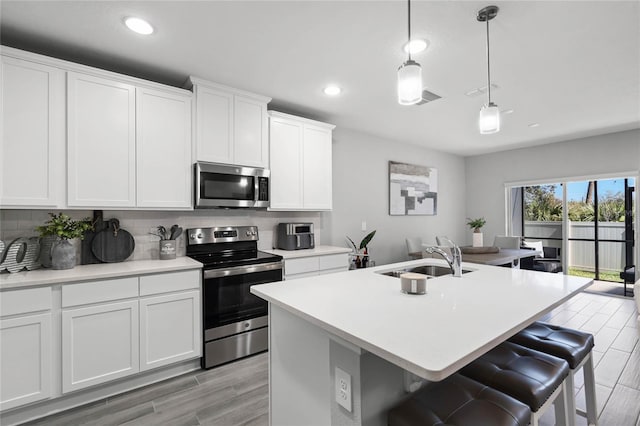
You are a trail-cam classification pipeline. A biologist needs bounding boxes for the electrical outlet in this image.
[335,367,352,412]
[361,221,367,231]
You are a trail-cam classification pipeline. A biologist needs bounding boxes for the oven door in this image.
[202,261,283,331]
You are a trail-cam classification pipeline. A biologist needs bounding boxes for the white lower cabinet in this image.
[139,270,201,371]
[0,313,52,410]
[62,300,139,393]
[0,287,52,411]
[139,291,200,371]
[58,270,201,394]
[284,253,349,280]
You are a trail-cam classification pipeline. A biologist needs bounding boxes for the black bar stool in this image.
[460,341,570,426]
[509,321,596,426]
[388,373,531,426]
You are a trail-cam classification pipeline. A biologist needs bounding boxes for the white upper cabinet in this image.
[1,46,193,210]
[67,72,137,208]
[136,87,192,209]
[302,124,333,210]
[269,116,304,209]
[191,77,270,168]
[268,111,335,211]
[1,56,65,208]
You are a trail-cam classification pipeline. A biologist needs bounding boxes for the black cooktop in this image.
[187,248,282,269]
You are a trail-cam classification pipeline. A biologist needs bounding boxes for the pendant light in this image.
[397,0,422,105]
[477,5,500,134]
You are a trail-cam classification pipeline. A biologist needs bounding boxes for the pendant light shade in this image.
[398,0,422,105]
[477,5,500,134]
[479,102,500,134]
[398,60,423,105]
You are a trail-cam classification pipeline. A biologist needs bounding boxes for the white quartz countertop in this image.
[263,245,352,259]
[251,258,592,381]
[0,257,203,290]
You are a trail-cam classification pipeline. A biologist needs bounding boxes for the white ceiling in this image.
[1,1,639,156]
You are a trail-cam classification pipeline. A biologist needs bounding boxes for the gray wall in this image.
[465,128,640,253]
[328,128,467,266]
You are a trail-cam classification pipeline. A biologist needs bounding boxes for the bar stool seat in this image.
[388,373,531,426]
[460,341,570,426]
[509,322,597,425]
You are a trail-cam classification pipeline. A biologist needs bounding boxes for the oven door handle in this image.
[203,261,283,279]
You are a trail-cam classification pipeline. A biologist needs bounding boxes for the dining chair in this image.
[493,235,520,249]
[406,237,424,259]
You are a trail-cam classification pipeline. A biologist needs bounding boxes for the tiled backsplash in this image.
[0,209,327,263]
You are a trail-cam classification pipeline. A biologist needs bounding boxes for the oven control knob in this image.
[246,230,251,236]
[244,322,250,328]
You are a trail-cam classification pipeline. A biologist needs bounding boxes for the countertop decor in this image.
[36,213,93,270]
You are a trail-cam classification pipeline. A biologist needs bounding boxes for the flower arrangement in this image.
[36,213,93,240]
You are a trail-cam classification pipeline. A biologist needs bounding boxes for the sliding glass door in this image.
[511,177,635,284]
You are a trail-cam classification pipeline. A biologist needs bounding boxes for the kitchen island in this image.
[251,258,592,426]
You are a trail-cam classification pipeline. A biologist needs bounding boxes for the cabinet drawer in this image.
[285,257,320,275]
[62,277,138,307]
[139,270,200,296]
[1,287,51,317]
[318,254,348,271]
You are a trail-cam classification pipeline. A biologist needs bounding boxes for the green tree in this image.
[524,185,562,221]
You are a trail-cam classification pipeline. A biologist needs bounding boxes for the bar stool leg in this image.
[564,371,576,426]
[553,381,570,426]
[583,353,598,425]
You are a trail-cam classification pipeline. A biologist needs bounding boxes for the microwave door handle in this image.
[310,234,314,247]
[296,235,301,248]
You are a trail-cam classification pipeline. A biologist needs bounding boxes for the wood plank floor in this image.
[16,291,639,426]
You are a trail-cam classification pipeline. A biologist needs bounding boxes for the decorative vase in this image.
[472,232,484,247]
[39,235,58,268]
[52,239,76,270]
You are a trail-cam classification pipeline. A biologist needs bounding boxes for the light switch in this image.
[361,221,367,231]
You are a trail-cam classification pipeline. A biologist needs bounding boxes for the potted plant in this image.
[466,217,486,247]
[36,213,93,270]
[347,230,376,268]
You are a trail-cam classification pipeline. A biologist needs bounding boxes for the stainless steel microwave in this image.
[195,162,270,209]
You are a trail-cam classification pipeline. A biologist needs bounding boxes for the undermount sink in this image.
[377,264,473,278]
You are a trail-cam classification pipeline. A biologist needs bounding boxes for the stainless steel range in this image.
[186,226,283,369]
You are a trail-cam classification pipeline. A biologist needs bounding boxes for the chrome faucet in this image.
[424,238,462,277]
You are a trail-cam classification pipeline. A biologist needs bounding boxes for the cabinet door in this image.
[269,117,303,209]
[1,57,64,207]
[302,124,333,210]
[234,96,268,167]
[139,290,201,371]
[67,72,136,207]
[136,87,192,209]
[0,313,52,410]
[62,300,139,393]
[195,85,233,164]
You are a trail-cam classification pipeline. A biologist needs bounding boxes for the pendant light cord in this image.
[407,0,412,61]
[485,15,492,104]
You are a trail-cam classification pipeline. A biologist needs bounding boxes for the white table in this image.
[252,258,592,425]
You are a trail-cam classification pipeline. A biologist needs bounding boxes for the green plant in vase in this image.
[466,217,486,247]
[36,213,93,270]
[347,230,376,268]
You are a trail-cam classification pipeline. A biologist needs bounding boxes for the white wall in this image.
[328,128,467,265]
[465,128,640,251]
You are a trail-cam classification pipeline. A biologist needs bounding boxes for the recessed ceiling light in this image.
[403,39,429,54]
[501,109,514,115]
[323,85,342,96]
[528,123,540,128]
[125,17,154,35]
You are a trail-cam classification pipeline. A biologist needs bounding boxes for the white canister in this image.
[400,272,428,295]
